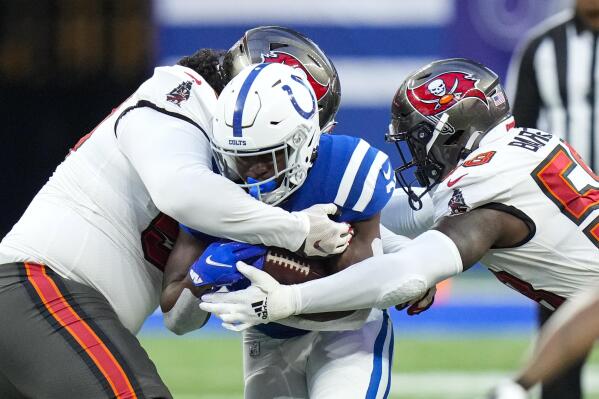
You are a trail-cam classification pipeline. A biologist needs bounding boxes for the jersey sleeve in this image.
[116,107,310,251]
[432,149,514,222]
[333,139,396,222]
[123,65,218,139]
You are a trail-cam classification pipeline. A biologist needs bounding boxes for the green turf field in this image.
[140,335,599,399]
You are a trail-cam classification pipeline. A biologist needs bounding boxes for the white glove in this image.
[294,203,353,257]
[487,380,528,399]
[199,262,300,331]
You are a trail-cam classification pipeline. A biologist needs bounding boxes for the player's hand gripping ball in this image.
[188,241,267,289]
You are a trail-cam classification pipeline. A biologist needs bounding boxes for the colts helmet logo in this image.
[262,51,330,101]
[406,72,488,116]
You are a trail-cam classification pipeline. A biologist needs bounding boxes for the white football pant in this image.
[242,310,393,399]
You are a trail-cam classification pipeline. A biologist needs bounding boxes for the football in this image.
[261,247,353,321]
[262,247,330,285]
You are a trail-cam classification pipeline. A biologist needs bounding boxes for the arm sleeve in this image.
[381,188,434,238]
[162,288,209,335]
[294,230,463,313]
[116,108,308,251]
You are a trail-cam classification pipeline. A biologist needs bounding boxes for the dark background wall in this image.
[0,0,153,237]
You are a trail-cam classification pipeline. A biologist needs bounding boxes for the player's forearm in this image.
[155,168,308,251]
[117,108,309,251]
[516,290,599,389]
[162,288,210,335]
[294,230,462,314]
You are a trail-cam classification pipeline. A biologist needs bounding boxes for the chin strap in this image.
[462,130,484,158]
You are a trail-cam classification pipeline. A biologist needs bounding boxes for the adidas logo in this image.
[251,299,268,320]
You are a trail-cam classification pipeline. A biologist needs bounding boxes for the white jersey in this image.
[0,65,216,333]
[433,120,599,310]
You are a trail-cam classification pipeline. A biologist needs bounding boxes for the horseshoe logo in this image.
[281,75,316,120]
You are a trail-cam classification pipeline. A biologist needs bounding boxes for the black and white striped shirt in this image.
[508,10,599,171]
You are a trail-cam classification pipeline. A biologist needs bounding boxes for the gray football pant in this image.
[0,262,171,399]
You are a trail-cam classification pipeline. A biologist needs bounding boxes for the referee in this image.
[508,1,599,172]
[507,1,599,398]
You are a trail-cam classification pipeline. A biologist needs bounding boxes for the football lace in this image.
[267,251,310,276]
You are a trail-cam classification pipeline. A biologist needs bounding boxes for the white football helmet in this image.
[211,62,321,205]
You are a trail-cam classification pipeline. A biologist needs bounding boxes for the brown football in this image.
[262,247,352,321]
[262,247,329,285]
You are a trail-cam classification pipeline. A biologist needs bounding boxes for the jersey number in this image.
[492,271,565,310]
[463,151,496,167]
[141,213,179,271]
[532,144,599,248]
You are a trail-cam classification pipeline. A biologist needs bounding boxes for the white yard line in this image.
[173,367,599,398]
[391,367,599,397]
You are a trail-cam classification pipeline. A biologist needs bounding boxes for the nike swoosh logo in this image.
[184,71,202,85]
[447,174,468,187]
[205,255,233,268]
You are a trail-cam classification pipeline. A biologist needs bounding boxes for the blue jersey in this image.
[280,134,394,223]
[182,134,395,337]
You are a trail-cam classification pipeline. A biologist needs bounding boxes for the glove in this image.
[487,380,528,399]
[295,203,353,257]
[395,286,436,315]
[200,261,299,331]
[189,241,267,289]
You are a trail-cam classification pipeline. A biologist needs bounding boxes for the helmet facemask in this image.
[212,124,317,205]
[387,117,446,210]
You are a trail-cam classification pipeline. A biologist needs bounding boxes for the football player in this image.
[160,25,349,332]
[489,285,599,398]
[168,62,396,398]
[200,57,599,366]
[0,27,351,398]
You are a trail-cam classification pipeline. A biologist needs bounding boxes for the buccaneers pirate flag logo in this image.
[166,81,193,107]
[407,71,488,116]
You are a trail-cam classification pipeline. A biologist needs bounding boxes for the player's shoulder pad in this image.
[131,65,218,134]
[326,134,395,220]
[432,145,513,221]
[433,126,559,221]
